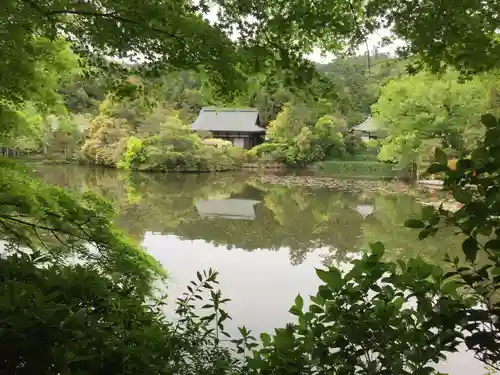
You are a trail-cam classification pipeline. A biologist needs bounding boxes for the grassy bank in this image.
[312,160,397,178]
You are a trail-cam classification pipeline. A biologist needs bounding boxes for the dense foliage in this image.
[6,0,500,374]
[4,46,396,169]
[250,105,365,166]
[80,102,246,171]
[373,70,497,175]
[402,114,500,370]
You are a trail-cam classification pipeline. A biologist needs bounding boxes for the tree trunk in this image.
[409,162,418,184]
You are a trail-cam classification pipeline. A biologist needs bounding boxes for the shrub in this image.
[251,142,287,162]
[80,115,131,166]
[344,133,367,155]
[259,107,349,166]
[245,244,466,375]
[365,139,380,153]
[82,107,245,172]
[117,136,145,170]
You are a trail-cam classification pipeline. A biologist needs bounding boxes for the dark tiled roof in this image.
[191,108,265,133]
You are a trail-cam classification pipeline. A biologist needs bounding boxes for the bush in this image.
[365,139,380,153]
[344,133,367,155]
[256,107,349,166]
[80,115,131,166]
[81,107,245,172]
[251,142,287,162]
[244,245,466,375]
[121,131,245,172]
[117,136,145,170]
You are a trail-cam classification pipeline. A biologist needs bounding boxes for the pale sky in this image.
[204,4,402,64]
[307,29,402,63]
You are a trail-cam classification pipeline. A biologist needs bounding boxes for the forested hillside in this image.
[7,41,500,177]
[2,48,404,170]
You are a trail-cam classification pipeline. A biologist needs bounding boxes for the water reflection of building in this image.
[195,199,261,220]
[355,204,375,220]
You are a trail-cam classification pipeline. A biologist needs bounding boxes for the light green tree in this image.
[373,70,493,173]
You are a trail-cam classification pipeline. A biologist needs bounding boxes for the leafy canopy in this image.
[374,70,493,169]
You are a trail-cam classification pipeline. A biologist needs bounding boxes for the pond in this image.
[33,164,488,375]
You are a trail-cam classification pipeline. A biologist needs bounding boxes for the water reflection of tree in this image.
[33,165,464,266]
[360,195,464,263]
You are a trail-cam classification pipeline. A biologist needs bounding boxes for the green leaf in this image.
[462,237,478,262]
[429,214,440,226]
[441,280,460,295]
[260,332,271,346]
[294,294,304,310]
[481,113,498,128]
[427,163,450,174]
[456,158,474,173]
[418,228,431,240]
[318,285,333,300]
[471,148,488,164]
[453,189,472,204]
[274,329,294,350]
[421,205,435,220]
[315,268,342,290]
[434,148,448,165]
[485,239,500,250]
[309,304,323,314]
[484,128,500,147]
[310,295,325,306]
[369,241,385,257]
[289,306,302,316]
[404,219,426,228]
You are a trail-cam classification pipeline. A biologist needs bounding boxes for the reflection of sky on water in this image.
[355,204,375,219]
[33,165,493,375]
[143,233,490,375]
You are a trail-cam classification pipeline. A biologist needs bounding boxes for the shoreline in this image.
[250,174,463,212]
[22,157,464,213]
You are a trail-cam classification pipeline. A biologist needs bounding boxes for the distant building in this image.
[352,116,383,141]
[191,108,266,149]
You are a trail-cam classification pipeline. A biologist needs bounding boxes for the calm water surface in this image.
[34,165,491,375]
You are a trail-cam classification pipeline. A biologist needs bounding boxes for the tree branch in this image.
[0,215,88,242]
[346,0,371,75]
[24,1,183,43]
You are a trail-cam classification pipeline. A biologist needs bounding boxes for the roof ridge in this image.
[201,107,258,112]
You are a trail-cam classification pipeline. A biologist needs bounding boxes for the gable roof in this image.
[191,108,265,133]
[353,116,381,133]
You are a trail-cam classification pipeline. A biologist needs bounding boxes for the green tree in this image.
[313,115,347,157]
[254,105,349,165]
[81,114,131,166]
[374,70,492,172]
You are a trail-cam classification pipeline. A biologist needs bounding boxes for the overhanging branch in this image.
[24,0,183,43]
